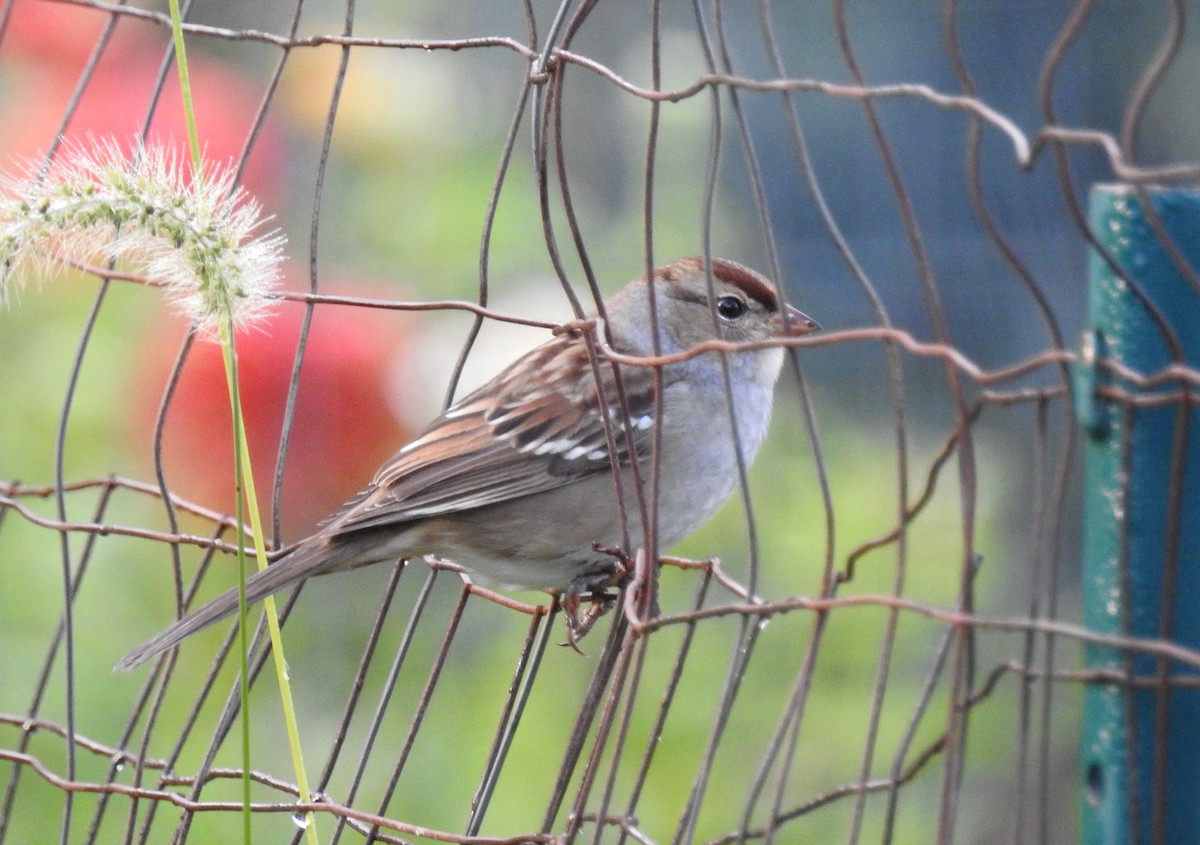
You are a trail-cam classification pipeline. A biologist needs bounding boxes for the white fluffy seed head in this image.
[0,137,284,335]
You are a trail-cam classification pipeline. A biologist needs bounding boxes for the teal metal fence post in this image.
[1077,185,1200,845]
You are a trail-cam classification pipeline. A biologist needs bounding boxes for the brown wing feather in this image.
[322,333,660,537]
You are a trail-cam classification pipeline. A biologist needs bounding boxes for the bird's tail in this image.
[115,539,354,671]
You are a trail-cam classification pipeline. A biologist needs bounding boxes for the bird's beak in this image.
[771,304,821,337]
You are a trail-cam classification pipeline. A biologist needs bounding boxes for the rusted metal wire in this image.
[3,2,1200,844]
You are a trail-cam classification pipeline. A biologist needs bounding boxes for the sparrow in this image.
[117,257,818,669]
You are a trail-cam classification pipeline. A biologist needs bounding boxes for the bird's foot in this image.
[590,542,635,581]
[559,547,632,652]
[560,587,618,654]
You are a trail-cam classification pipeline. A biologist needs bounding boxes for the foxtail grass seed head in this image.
[0,138,284,333]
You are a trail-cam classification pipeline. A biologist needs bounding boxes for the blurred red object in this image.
[0,0,286,206]
[2,0,107,64]
[134,285,420,539]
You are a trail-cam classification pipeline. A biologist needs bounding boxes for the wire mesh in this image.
[1,1,1199,843]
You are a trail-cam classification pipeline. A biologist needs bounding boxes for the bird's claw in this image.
[590,542,635,581]
[558,545,631,652]
[561,588,618,653]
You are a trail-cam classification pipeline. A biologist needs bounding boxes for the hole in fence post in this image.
[1085,761,1105,806]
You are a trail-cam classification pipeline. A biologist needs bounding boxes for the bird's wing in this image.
[322,333,661,536]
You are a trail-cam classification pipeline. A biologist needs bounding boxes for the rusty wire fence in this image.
[2,1,1200,843]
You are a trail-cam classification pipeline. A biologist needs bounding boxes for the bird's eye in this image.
[716,296,746,320]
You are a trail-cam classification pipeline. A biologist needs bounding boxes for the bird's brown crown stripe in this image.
[656,257,779,310]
